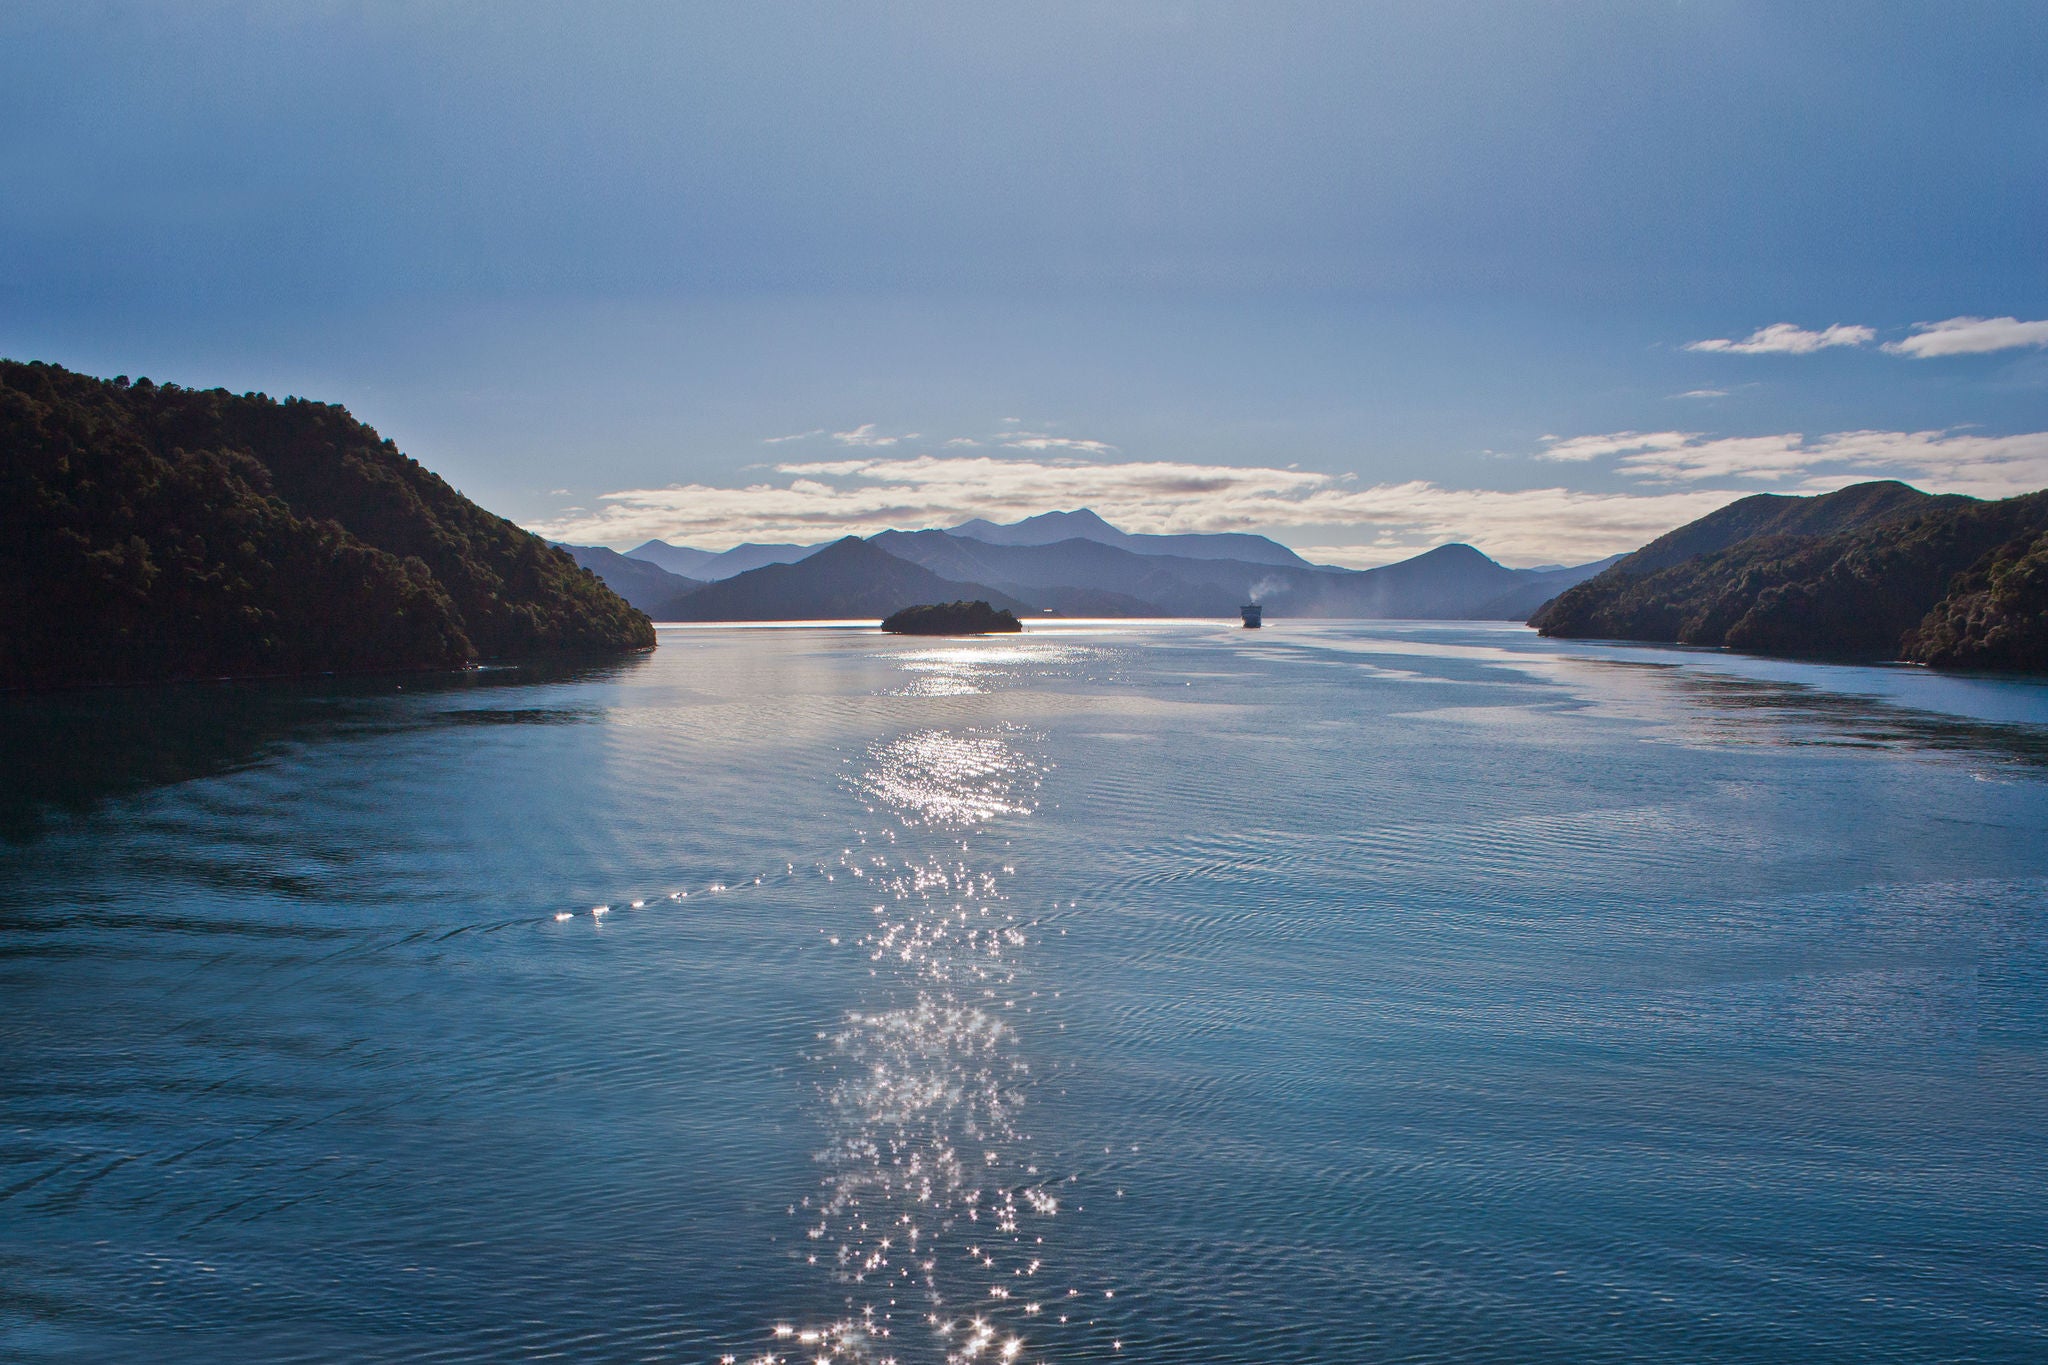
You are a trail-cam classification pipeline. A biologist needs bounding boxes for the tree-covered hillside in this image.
[1531,481,2048,671]
[1,360,652,689]
[1900,523,2048,672]
[1609,481,1962,576]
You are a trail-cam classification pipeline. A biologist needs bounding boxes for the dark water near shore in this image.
[4,621,2047,1364]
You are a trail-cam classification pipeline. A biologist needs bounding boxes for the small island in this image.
[880,601,1024,635]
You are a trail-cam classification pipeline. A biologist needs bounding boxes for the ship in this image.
[1240,603,1263,628]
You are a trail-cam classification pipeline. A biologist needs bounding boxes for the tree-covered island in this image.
[880,601,1024,635]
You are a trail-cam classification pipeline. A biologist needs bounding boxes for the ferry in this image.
[1240,603,1263,628]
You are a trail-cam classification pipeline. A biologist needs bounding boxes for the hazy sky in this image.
[5,2,2045,563]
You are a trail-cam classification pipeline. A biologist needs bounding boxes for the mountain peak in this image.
[950,508,1127,546]
[1024,508,1117,531]
[814,534,891,561]
[1411,542,1500,567]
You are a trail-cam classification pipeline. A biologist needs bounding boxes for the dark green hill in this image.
[1614,481,1959,576]
[0,360,652,689]
[1531,481,2048,670]
[1898,523,2048,671]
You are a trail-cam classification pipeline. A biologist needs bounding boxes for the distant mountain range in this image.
[3,360,652,690]
[1532,480,2048,671]
[580,483,2048,673]
[564,510,1618,624]
[946,507,1314,567]
[622,509,1316,581]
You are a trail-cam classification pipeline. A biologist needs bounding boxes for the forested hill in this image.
[1,360,653,690]
[1531,481,2048,671]
[1609,481,1966,576]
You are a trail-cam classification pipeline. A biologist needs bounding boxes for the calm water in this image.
[4,621,2047,1364]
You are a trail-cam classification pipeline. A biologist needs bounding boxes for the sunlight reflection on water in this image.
[758,647,1082,1365]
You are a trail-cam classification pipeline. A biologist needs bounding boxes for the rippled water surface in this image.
[4,621,2047,1363]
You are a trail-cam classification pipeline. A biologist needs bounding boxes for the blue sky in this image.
[4,2,2045,564]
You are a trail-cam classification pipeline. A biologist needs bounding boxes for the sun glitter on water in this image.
[751,646,1096,1363]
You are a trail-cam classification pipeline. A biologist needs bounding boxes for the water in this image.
[3,620,2046,1364]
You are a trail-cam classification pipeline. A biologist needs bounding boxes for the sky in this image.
[4,1,2045,566]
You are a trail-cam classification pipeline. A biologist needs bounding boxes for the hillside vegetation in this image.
[1,360,652,689]
[1531,481,2048,670]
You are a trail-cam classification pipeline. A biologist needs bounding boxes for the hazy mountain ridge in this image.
[869,530,1254,615]
[558,544,706,619]
[623,539,722,578]
[659,537,1034,621]
[627,539,825,581]
[1,360,652,690]
[947,508,1313,567]
[1475,555,1627,621]
[1532,481,2048,669]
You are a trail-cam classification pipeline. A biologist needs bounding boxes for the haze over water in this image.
[4,622,2046,1364]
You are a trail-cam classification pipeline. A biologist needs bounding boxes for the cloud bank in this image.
[530,423,2048,567]
[1545,427,2048,497]
[530,453,1733,566]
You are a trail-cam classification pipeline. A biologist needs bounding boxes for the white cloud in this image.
[832,423,899,447]
[1883,316,2048,358]
[1671,389,1729,399]
[1535,431,1693,462]
[1000,433,1120,455]
[1686,322,1875,355]
[526,452,1734,566]
[1547,426,2048,497]
[763,428,826,444]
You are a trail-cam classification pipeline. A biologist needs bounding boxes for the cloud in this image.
[1671,388,1729,399]
[832,423,900,447]
[999,433,1120,455]
[526,452,1736,566]
[1535,431,1693,462]
[763,428,826,444]
[1547,427,2048,497]
[1686,322,1875,355]
[1883,316,2048,358]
